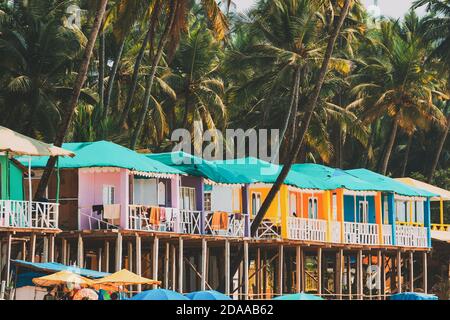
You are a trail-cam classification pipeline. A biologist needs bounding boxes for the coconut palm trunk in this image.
[428,111,450,182]
[98,31,106,109]
[34,0,109,200]
[224,0,352,286]
[379,114,400,175]
[130,0,176,149]
[400,133,413,177]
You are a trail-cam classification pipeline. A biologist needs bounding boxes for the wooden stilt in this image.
[409,251,414,292]
[152,236,159,289]
[256,247,261,297]
[42,237,49,263]
[178,237,183,293]
[171,245,176,290]
[98,247,102,272]
[30,233,36,263]
[317,248,322,297]
[244,240,249,300]
[381,252,386,299]
[337,249,343,299]
[377,250,382,300]
[225,239,230,296]
[201,238,207,291]
[135,235,142,292]
[115,233,122,271]
[357,250,363,300]
[61,238,67,265]
[423,252,428,293]
[77,234,84,268]
[128,241,133,272]
[164,242,170,289]
[300,249,305,292]
[278,244,284,296]
[49,235,55,263]
[296,246,301,293]
[5,233,12,286]
[21,240,26,261]
[105,241,110,272]
[263,250,268,298]
[397,251,402,293]
[347,254,352,300]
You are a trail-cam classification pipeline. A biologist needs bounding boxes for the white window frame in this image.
[180,186,196,210]
[358,200,369,223]
[102,184,115,205]
[308,197,318,220]
[251,192,262,217]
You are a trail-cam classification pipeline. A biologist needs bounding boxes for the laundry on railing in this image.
[103,204,121,225]
[210,211,229,230]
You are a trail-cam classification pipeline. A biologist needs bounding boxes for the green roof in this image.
[346,168,436,197]
[17,141,183,175]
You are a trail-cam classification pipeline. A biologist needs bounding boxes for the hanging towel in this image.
[220,211,229,230]
[104,204,120,219]
[160,207,166,221]
[149,207,160,225]
[211,211,222,230]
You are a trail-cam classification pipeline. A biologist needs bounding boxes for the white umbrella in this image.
[0,126,74,157]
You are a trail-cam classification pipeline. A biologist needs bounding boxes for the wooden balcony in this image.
[395,223,428,247]
[204,211,246,237]
[287,217,327,242]
[0,200,59,230]
[344,222,379,245]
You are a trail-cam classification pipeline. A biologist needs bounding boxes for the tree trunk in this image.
[103,36,126,118]
[379,115,400,175]
[226,0,352,283]
[34,0,108,200]
[98,30,105,110]
[427,112,450,182]
[400,133,413,177]
[130,0,176,149]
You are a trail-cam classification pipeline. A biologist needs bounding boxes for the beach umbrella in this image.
[32,270,93,288]
[131,289,189,300]
[0,126,74,157]
[185,290,232,300]
[390,292,438,300]
[273,293,324,300]
[93,269,161,287]
[73,288,99,300]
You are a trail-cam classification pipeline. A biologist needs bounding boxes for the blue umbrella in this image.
[390,292,438,300]
[131,289,189,300]
[185,290,232,300]
[273,293,324,300]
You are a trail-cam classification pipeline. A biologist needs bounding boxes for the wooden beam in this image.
[164,242,170,289]
[105,241,110,273]
[42,237,49,263]
[29,233,36,263]
[98,247,102,272]
[337,249,343,299]
[377,250,382,300]
[171,244,176,290]
[225,239,230,296]
[77,234,83,268]
[357,250,363,300]
[49,235,55,263]
[381,252,386,300]
[178,237,183,293]
[135,235,142,292]
[244,240,249,300]
[278,244,284,296]
[423,252,427,293]
[128,241,133,272]
[5,233,12,286]
[256,247,261,297]
[409,251,414,292]
[115,233,122,271]
[397,251,402,293]
[201,238,207,291]
[317,247,322,296]
[61,238,67,265]
[296,246,301,293]
[152,236,159,289]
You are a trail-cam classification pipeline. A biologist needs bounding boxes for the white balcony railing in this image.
[252,218,281,239]
[330,221,341,243]
[382,224,393,245]
[128,205,178,232]
[0,200,59,229]
[205,211,245,237]
[287,217,327,242]
[395,225,428,248]
[344,222,379,245]
[79,206,118,230]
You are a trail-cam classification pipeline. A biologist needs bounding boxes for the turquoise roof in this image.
[346,168,436,197]
[17,141,183,175]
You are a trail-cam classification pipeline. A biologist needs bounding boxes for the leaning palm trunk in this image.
[98,31,106,109]
[103,36,126,118]
[379,114,400,175]
[130,0,176,149]
[428,111,450,182]
[34,0,109,200]
[225,0,352,287]
[400,133,413,177]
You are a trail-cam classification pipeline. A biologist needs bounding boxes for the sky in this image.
[233,0,427,18]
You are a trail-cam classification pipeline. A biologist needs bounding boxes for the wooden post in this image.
[135,235,142,292]
[244,240,249,300]
[225,239,230,296]
[105,241,110,272]
[201,238,207,291]
[397,251,402,293]
[178,237,183,293]
[164,242,170,289]
[317,247,322,297]
[5,233,12,286]
[128,241,133,272]
[256,247,261,298]
[336,249,343,299]
[357,250,363,300]
[423,252,428,293]
[296,246,301,293]
[29,233,36,263]
[21,240,26,261]
[98,247,102,272]
[115,233,122,271]
[278,244,284,296]
[152,236,159,289]
[61,238,67,265]
[49,235,55,263]
[409,251,414,292]
[171,245,176,290]
[77,234,84,268]
[381,252,386,299]
[347,255,352,300]
[377,250,382,300]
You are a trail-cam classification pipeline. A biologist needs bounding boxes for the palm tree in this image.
[349,12,447,175]
[414,0,450,181]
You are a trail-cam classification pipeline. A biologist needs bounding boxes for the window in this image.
[204,192,212,211]
[358,200,369,223]
[383,197,389,224]
[416,201,424,224]
[289,193,297,217]
[308,197,318,219]
[232,188,240,213]
[332,194,338,221]
[180,187,196,210]
[251,193,261,217]
[102,185,115,205]
[395,200,407,222]
[158,181,166,206]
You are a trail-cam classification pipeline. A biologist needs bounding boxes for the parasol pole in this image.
[56,157,60,203]
[28,156,32,226]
